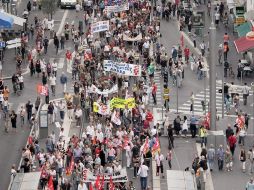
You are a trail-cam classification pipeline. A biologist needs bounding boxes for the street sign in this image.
[0,41,5,48]
[163,88,170,100]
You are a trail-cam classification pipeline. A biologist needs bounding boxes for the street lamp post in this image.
[251,82,254,131]
[209,7,216,131]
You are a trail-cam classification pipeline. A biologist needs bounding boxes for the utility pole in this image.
[222,62,225,118]
[209,8,216,131]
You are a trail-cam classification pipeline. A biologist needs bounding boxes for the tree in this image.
[40,0,58,20]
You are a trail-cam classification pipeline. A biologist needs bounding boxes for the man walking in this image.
[60,72,67,94]
[49,74,56,96]
[25,100,33,122]
[137,163,149,190]
[242,83,250,106]
[217,145,224,171]
[207,144,215,171]
[152,82,157,105]
[43,36,49,54]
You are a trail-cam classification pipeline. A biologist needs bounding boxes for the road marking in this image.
[57,58,65,69]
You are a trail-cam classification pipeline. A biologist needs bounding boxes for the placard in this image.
[105,3,129,13]
[91,20,109,34]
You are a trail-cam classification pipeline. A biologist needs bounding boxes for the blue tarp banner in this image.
[0,12,14,29]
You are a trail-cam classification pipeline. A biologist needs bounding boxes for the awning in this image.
[236,22,252,37]
[234,36,254,53]
[1,12,26,26]
[0,12,14,29]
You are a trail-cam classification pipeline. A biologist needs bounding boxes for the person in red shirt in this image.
[184,46,190,64]
[228,134,237,156]
[152,82,157,105]
[65,50,72,70]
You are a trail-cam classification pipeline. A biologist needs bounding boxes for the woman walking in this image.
[239,148,246,172]
[10,110,17,133]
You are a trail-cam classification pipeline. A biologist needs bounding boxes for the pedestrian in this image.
[10,110,17,132]
[225,124,234,141]
[190,92,194,113]
[60,72,67,94]
[54,35,59,54]
[223,42,229,61]
[199,126,207,148]
[190,115,198,138]
[125,143,132,168]
[225,147,233,172]
[19,105,26,127]
[173,115,181,135]
[182,116,188,137]
[42,72,47,86]
[25,100,33,121]
[242,83,250,106]
[48,102,54,124]
[239,148,246,172]
[207,144,215,171]
[151,82,157,105]
[166,148,172,169]
[43,36,49,54]
[218,44,223,64]
[18,74,24,91]
[35,96,41,111]
[35,60,41,77]
[155,152,165,178]
[49,74,56,96]
[200,41,206,57]
[228,133,237,156]
[199,156,208,180]
[238,127,246,146]
[247,148,254,174]
[75,106,82,128]
[52,60,57,77]
[137,163,149,190]
[60,34,65,49]
[246,178,254,190]
[132,155,140,178]
[167,124,174,148]
[245,113,249,130]
[217,145,224,171]
[57,100,66,122]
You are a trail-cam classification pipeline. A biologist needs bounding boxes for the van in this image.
[60,0,77,8]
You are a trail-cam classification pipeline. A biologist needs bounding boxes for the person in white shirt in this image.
[78,181,88,190]
[242,83,250,105]
[125,143,132,168]
[137,163,149,190]
[57,100,66,122]
[51,61,57,77]
[18,74,24,90]
[155,152,165,177]
[151,126,157,137]
[75,106,83,128]
[96,129,104,143]
[49,75,56,96]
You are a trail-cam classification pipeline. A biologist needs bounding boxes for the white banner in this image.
[91,20,109,34]
[88,84,118,95]
[83,168,128,182]
[123,33,142,41]
[103,60,141,76]
[105,3,129,13]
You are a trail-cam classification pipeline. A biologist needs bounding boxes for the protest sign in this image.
[103,60,141,76]
[88,84,118,95]
[37,84,48,96]
[93,102,110,115]
[123,33,142,41]
[83,168,128,182]
[91,20,109,34]
[105,3,129,13]
[110,97,135,109]
[84,48,92,61]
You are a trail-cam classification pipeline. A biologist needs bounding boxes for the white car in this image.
[60,0,77,8]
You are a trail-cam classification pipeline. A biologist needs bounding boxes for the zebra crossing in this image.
[149,71,163,106]
[177,81,253,116]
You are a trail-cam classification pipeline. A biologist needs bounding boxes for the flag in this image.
[100,176,105,190]
[66,156,75,176]
[37,84,48,96]
[142,138,149,155]
[89,183,94,190]
[109,176,115,190]
[48,176,54,190]
[94,175,101,189]
[180,32,184,48]
[152,137,160,155]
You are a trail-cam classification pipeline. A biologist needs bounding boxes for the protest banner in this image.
[105,3,129,13]
[103,60,141,76]
[83,168,128,183]
[91,20,109,34]
[110,97,135,109]
[88,84,118,95]
[37,84,48,96]
[123,33,142,41]
[93,102,110,115]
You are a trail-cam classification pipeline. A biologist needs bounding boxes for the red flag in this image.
[142,138,149,154]
[66,156,75,176]
[48,176,54,190]
[89,183,93,190]
[94,175,101,189]
[100,176,104,190]
[152,137,160,155]
[109,176,115,190]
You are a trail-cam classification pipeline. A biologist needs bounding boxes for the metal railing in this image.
[7,102,43,190]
